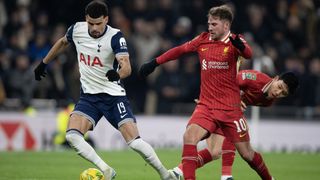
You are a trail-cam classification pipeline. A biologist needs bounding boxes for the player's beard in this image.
[90,30,100,38]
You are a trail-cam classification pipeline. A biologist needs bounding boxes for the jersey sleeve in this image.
[111,31,129,57]
[156,33,204,64]
[65,24,75,43]
[238,70,259,90]
[237,71,248,90]
[238,35,252,59]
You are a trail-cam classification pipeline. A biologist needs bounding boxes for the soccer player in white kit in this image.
[34,1,177,180]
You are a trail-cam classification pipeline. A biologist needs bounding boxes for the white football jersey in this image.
[66,22,129,95]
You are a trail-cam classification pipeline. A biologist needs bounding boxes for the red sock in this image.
[182,144,198,180]
[222,151,235,176]
[247,152,272,180]
[177,148,213,172]
[222,138,236,176]
[197,148,213,168]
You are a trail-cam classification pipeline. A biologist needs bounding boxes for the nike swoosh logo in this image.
[201,48,208,52]
[239,132,247,138]
[120,113,128,118]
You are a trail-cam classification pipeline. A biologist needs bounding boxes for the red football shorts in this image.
[187,104,250,142]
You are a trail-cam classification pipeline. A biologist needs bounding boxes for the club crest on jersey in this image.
[223,47,229,56]
[242,72,257,80]
[79,53,103,67]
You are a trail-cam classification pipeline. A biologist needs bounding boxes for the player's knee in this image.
[211,149,222,160]
[65,130,83,146]
[239,150,254,161]
[183,131,198,144]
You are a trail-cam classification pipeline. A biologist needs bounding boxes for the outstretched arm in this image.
[139,42,194,77]
[43,36,70,64]
[34,36,69,81]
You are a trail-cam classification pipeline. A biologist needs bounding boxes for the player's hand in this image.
[139,59,159,77]
[240,101,247,112]
[34,61,48,81]
[106,69,120,81]
[229,34,245,52]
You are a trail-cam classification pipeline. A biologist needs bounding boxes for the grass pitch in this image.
[0,149,319,179]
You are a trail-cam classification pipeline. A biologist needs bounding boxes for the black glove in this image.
[34,61,48,81]
[106,69,120,81]
[229,34,245,52]
[139,59,159,77]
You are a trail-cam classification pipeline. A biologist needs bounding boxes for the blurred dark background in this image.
[0,0,319,120]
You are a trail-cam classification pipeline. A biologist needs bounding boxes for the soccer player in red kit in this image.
[139,5,274,180]
[171,70,299,180]
[219,70,299,180]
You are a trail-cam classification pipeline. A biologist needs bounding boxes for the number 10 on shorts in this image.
[234,118,247,133]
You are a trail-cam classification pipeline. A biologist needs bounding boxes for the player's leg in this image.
[181,104,218,180]
[224,114,273,180]
[66,114,116,179]
[109,96,174,180]
[173,133,224,179]
[235,141,272,180]
[221,139,236,180]
[182,124,209,180]
[119,121,174,180]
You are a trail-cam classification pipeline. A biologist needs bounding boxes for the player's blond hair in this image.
[208,5,233,23]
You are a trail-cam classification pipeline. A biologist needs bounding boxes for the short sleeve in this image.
[65,24,75,43]
[111,31,129,56]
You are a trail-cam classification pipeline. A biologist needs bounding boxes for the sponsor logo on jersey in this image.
[242,72,257,80]
[202,59,229,70]
[79,53,103,67]
[202,59,207,70]
[119,37,127,50]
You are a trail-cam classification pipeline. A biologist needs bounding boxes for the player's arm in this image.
[229,34,252,59]
[106,31,131,81]
[139,34,201,77]
[33,36,70,81]
[43,37,69,64]
[116,55,131,79]
[105,55,131,81]
[34,24,74,81]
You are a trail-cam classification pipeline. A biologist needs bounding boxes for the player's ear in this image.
[223,20,231,31]
[104,16,109,24]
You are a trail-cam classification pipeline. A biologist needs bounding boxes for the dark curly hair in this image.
[85,0,108,18]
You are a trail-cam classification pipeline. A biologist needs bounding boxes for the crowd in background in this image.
[0,0,319,117]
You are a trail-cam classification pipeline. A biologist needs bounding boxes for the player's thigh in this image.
[184,124,209,145]
[67,114,93,134]
[118,121,139,143]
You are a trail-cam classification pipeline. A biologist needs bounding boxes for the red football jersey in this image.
[238,70,274,106]
[157,32,252,110]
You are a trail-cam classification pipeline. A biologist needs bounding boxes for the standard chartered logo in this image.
[202,59,229,70]
[202,59,207,70]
